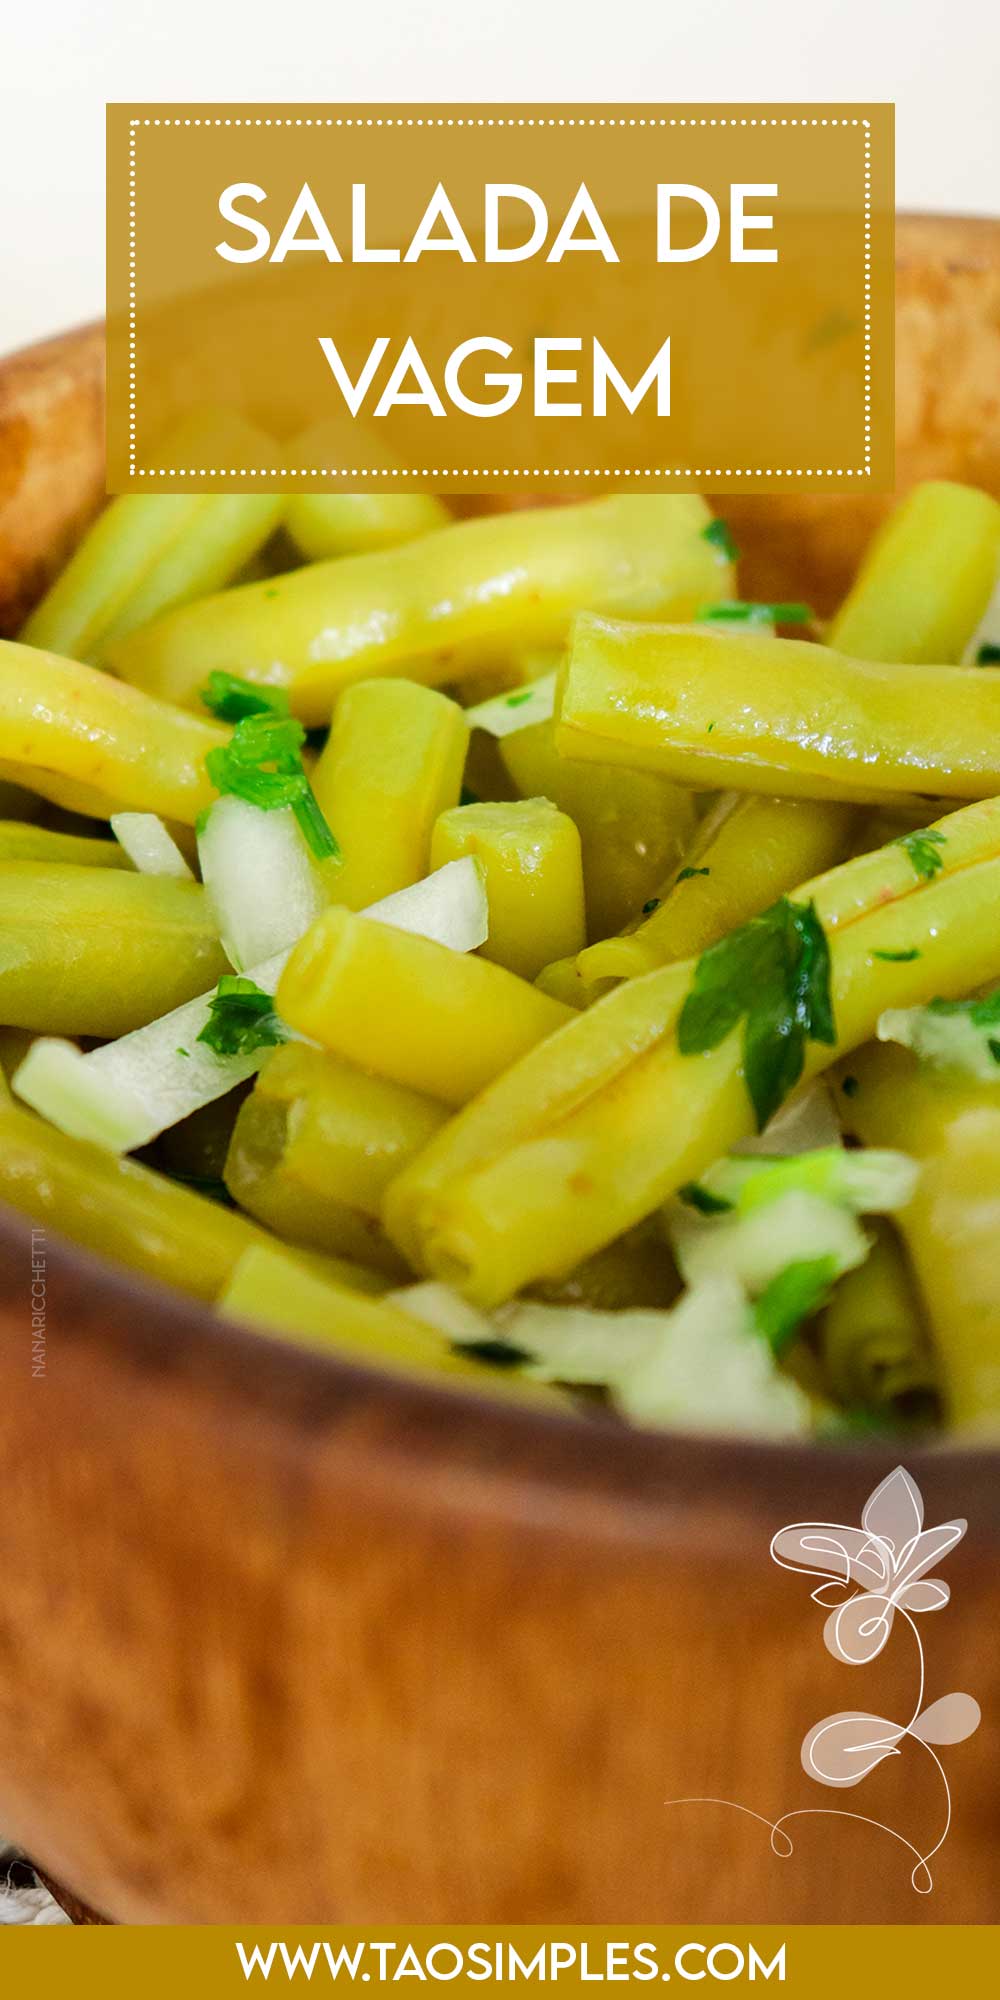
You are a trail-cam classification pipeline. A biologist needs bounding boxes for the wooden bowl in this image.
[1,217,999,1926]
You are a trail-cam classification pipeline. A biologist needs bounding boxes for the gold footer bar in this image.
[0,1926,997,1998]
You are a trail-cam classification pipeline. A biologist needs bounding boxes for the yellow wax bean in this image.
[224,1042,446,1273]
[0,641,226,822]
[0,864,227,1036]
[0,1095,268,1301]
[311,679,468,908]
[286,420,449,558]
[0,819,129,868]
[500,718,696,940]
[384,962,691,1273]
[386,798,1000,1304]
[534,955,590,1010]
[577,794,856,988]
[218,1244,566,1409]
[556,614,1000,806]
[388,795,1000,1273]
[431,797,586,981]
[839,1043,1000,1434]
[109,494,731,723]
[818,1218,938,1418]
[277,906,571,1106]
[21,410,286,663]
[828,481,1000,664]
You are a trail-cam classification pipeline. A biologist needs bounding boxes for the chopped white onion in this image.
[110,812,193,879]
[463,671,556,738]
[363,857,488,952]
[198,795,327,971]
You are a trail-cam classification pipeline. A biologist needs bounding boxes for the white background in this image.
[0,0,997,359]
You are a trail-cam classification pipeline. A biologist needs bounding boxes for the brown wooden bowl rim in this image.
[6,1186,998,1548]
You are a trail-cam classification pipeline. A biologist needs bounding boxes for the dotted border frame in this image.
[127,114,875,482]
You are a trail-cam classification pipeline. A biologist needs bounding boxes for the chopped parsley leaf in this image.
[176,1047,191,1058]
[459,786,480,807]
[642,897,661,915]
[894,826,947,881]
[873,948,921,963]
[696,601,813,628]
[678,896,835,1131]
[205,712,340,862]
[677,866,711,883]
[976,642,1000,665]
[452,1338,530,1369]
[702,518,739,563]
[196,975,290,1059]
[755,1254,840,1353]
[504,689,534,707]
[200,670,290,724]
[678,1181,734,1216]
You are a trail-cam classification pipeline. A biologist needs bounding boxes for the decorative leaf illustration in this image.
[801,1710,905,1788]
[770,1524,891,1594]
[909,1694,982,1746]
[898,1578,951,1615]
[893,1521,966,1589]
[823,1590,896,1666]
[862,1465,923,1559]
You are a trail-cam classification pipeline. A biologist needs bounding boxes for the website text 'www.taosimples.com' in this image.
[235,1941,787,1985]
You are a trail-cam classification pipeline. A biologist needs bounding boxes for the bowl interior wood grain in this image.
[1,215,999,1928]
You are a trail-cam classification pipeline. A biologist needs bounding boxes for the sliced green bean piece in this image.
[109,495,732,723]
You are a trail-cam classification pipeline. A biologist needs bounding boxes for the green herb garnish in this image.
[873,948,921,963]
[678,896,835,1130]
[702,518,739,563]
[460,786,480,807]
[976,643,1000,666]
[505,689,534,708]
[642,897,660,915]
[453,1338,530,1369]
[696,601,813,628]
[677,866,711,883]
[894,826,947,881]
[678,1181,734,1216]
[196,975,290,1059]
[200,671,291,724]
[205,713,340,862]
[841,1075,859,1098]
[755,1255,840,1353]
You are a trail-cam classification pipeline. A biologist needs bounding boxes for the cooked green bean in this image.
[556,614,1000,805]
[828,481,1000,664]
[219,1243,565,1407]
[0,819,129,867]
[286,420,450,558]
[21,410,286,663]
[838,1042,1000,1432]
[818,1217,938,1417]
[385,797,1000,1304]
[500,718,697,940]
[311,679,468,908]
[277,906,571,1105]
[0,1094,267,1300]
[224,1042,446,1273]
[0,640,226,821]
[431,798,586,982]
[0,864,227,1036]
[575,794,855,989]
[109,495,732,723]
